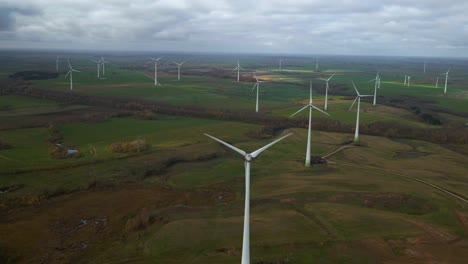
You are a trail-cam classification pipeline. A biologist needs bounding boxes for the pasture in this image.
[0,51,467,263]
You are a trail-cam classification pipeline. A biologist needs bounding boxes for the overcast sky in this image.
[1,0,467,57]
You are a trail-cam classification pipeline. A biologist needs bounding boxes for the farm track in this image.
[322,145,468,204]
[330,158,468,204]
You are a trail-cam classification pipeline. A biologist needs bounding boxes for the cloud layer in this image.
[0,0,467,56]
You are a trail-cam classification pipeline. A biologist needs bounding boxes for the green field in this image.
[0,51,467,263]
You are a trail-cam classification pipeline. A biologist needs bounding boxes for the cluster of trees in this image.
[10,71,59,80]
[46,123,81,159]
[110,139,149,153]
[1,79,467,145]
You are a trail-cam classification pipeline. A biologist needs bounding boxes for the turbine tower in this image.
[252,74,265,113]
[424,60,427,74]
[290,82,329,166]
[204,132,292,264]
[407,76,411,87]
[279,59,282,69]
[436,76,439,88]
[317,74,334,111]
[65,60,80,91]
[56,56,59,71]
[442,69,450,94]
[233,61,245,82]
[173,61,185,81]
[91,59,101,78]
[349,82,373,143]
[148,57,162,86]
[368,73,381,106]
[99,57,109,75]
[315,57,319,71]
[404,75,407,85]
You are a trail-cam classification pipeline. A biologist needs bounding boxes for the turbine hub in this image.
[245,154,253,161]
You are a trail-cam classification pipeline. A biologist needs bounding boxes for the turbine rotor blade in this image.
[312,105,330,116]
[327,74,335,81]
[251,83,257,92]
[290,104,309,118]
[65,71,71,78]
[351,81,360,96]
[250,133,293,159]
[349,96,358,111]
[204,133,247,157]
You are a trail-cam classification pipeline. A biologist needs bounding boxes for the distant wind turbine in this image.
[368,73,381,106]
[404,75,407,85]
[173,61,185,81]
[317,74,334,110]
[233,61,245,82]
[315,57,319,71]
[91,59,101,78]
[424,60,427,74]
[99,57,109,75]
[407,76,411,87]
[290,82,329,166]
[252,74,265,113]
[436,76,439,88]
[442,69,450,94]
[279,59,282,69]
[349,82,373,143]
[204,132,292,264]
[148,57,162,86]
[65,60,80,91]
[56,56,59,71]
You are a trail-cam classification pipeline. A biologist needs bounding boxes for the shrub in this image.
[110,139,149,153]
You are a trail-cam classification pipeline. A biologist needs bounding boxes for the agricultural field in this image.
[0,51,467,263]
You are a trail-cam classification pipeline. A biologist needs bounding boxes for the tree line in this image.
[1,78,467,144]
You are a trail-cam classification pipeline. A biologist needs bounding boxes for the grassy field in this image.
[0,51,467,263]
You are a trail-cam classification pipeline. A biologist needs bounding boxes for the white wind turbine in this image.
[442,69,450,94]
[368,73,381,106]
[204,132,292,264]
[404,75,407,85]
[290,82,329,167]
[173,61,185,81]
[407,76,411,87]
[148,57,162,86]
[56,56,59,71]
[315,57,319,71]
[279,59,282,69]
[252,74,265,113]
[65,60,80,91]
[233,60,245,82]
[317,74,334,110]
[91,59,101,78]
[99,57,110,75]
[349,82,373,143]
[424,60,427,74]
[436,76,439,88]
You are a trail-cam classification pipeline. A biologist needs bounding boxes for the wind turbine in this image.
[368,73,381,106]
[91,59,101,78]
[148,57,162,86]
[56,56,59,71]
[404,75,407,85]
[252,74,265,113]
[173,61,185,81]
[424,60,427,74]
[349,82,373,143]
[290,82,329,166]
[279,59,282,69]
[407,76,411,87]
[436,76,439,88]
[317,74,334,110]
[65,60,80,91]
[204,132,292,264]
[315,57,319,71]
[99,57,110,75]
[442,69,450,94]
[233,60,245,82]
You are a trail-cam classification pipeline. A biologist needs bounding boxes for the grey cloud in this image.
[0,0,467,57]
